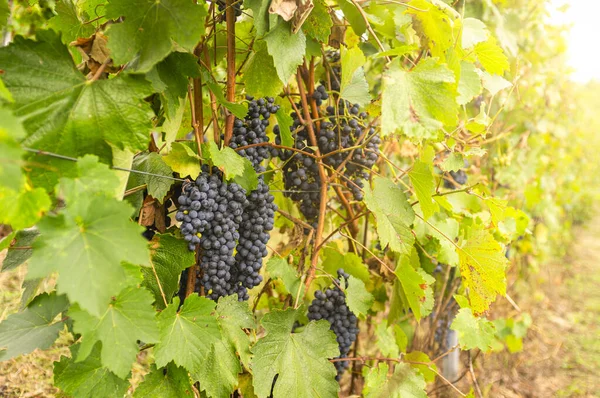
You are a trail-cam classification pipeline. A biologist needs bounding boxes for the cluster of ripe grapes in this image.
[176,97,278,301]
[307,269,359,379]
[272,85,380,225]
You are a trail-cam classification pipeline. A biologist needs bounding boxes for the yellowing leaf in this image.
[163,142,201,179]
[406,0,455,57]
[458,227,507,314]
[474,36,509,75]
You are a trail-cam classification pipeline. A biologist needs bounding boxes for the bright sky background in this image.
[549,0,600,82]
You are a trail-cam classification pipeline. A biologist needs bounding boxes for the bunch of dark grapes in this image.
[307,269,359,379]
[229,176,276,300]
[322,50,341,92]
[176,166,248,300]
[229,96,279,168]
[443,169,468,189]
[216,0,242,18]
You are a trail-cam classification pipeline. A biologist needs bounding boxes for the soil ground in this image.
[0,218,599,397]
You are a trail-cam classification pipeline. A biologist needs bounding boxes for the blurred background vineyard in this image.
[1,0,600,397]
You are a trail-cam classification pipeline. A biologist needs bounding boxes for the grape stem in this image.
[224,0,236,146]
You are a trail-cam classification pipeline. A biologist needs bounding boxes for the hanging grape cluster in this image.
[307,269,359,379]
[273,84,380,225]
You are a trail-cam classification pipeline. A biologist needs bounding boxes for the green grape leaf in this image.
[0,292,69,360]
[441,153,464,172]
[214,295,255,368]
[474,36,509,76]
[252,308,340,398]
[0,107,26,191]
[128,152,174,202]
[267,257,303,298]
[0,0,8,30]
[458,227,507,314]
[404,351,437,383]
[450,308,495,351]
[146,52,201,120]
[105,0,207,72]
[58,155,121,203]
[0,187,51,231]
[382,58,457,138]
[245,0,270,36]
[480,70,512,95]
[275,108,294,147]
[264,20,306,84]
[48,0,96,44]
[0,31,153,187]
[54,343,130,398]
[0,231,15,252]
[242,40,284,98]
[417,269,435,318]
[27,194,149,317]
[162,142,202,179]
[154,295,221,373]
[363,362,427,398]
[142,233,195,309]
[134,363,194,398]
[303,0,333,43]
[232,157,260,192]
[321,247,370,284]
[345,275,373,318]
[457,61,482,105]
[461,18,489,49]
[415,214,459,266]
[194,341,241,398]
[69,287,159,378]
[204,77,248,119]
[1,229,39,272]
[363,176,415,256]
[336,0,366,35]
[409,160,438,220]
[203,141,247,180]
[375,320,400,358]
[406,0,454,56]
[340,46,370,105]
[394,253,427,320]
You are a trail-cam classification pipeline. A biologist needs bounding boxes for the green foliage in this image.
[134,363,194,398]
[451,308,496,352]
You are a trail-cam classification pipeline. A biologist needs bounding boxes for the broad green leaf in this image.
[27,195,149,316]
[54,343,130,398]
[195,341,241,398]
[336,0,366,35]
[0,107,26,191]
[450,308,495,351]
[134,363,193,398]
[417,269,435,318]
[142,233,195,309]
[345,276,373,317]
[404,351,437,383]
[375,320,400,358]
[303,0,333,42]
[458,227,507,314]
[204,77,248,119]
[252,308,340,398]
[340,47,370,105]
[58,155,121,204]
[264,20,306,84]
[275,109,294,147]
[0,0,8,30]
[204,141,246,180]
[415,215,459,266]
[162,142,202,179]
[457,62,482,105]
[242,40,283,98]
[406,0,455,57]
[461,18,489,49]
[394,253,426,320]
[128,152,174,202]
[363,176,415,255]
[1,229,39,272]
[409,160,438,220]
[382,59,457,138]
[69,287,159,378]
[0,187,51,231]
[232,157,260,192]
[362,362,427,398]
[48,0,96,44]
[480,70,512,95]
[214,295,255,368]
[0,292,69,360]
[146,52,201,119]
[321,247,370,284]
[0,31,153,187]
[154,295,221,373]
[441,153,464,172]
[474,36,509,75]
[266,257,303,298]
[245,0,270,36]
[105,0,207,72]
